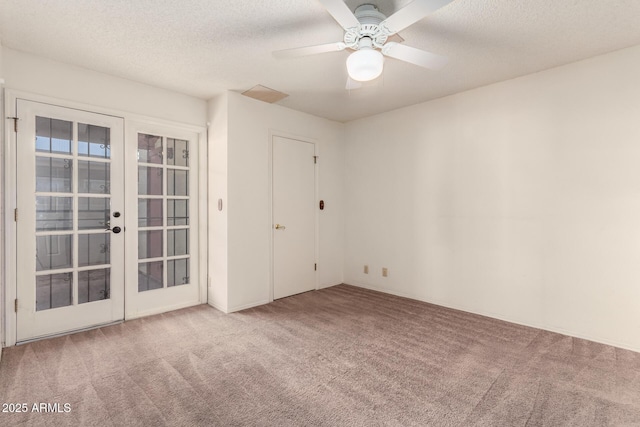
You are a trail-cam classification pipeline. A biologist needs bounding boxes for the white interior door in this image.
[124,123,200,318]
[15,100,125,342]
[272,136,316,299]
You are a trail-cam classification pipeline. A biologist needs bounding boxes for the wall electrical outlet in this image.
[382,268,388,277]
[364,265,369,274]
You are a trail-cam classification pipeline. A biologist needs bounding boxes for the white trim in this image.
[227,299,270,313]
[267,131,274,303]
[16,320,123,345]
[6,89,204,134]
[317,281,342,290]
[125,301,203,320]
[198,130,208,305]
[3,93,17,347]
[208,300,228,314]
[0,84,5,355]
[313,143,320,292]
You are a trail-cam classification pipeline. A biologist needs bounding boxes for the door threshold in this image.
[16,320,124,345]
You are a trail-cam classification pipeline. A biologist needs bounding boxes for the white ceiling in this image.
[1,0,640,122]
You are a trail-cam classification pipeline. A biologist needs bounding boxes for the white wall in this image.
[344,44,640,352]
[2,48,207,126]
[209,91,345,312]
[207,93,229,312]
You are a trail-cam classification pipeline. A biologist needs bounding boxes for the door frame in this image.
[268,130,319,302]
[3,90,208,347]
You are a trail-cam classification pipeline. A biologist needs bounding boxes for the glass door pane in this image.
[34,117,74,310]
[137,133,191,292]
[34,118,114,311]
[125,123,199,318]
[16,100,125,342]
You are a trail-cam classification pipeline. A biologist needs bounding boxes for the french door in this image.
[124,123,200,318]
[14,99,201,342]
[16,100,125,341]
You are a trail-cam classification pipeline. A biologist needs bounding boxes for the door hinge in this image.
[314,263,317,271]
[7,116,19,132]
[313,156,318,164]
[14,208,18,222]
[15,299,18,312]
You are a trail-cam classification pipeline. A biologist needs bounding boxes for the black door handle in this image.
[111,226,122,234]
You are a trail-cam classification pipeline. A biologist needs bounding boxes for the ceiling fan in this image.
[273,0,453,86]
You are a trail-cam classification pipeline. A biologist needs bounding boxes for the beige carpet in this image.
[1,284,640,426]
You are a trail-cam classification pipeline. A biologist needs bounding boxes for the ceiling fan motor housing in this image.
[344,4,389,49]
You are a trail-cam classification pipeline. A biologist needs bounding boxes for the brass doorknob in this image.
[275,224,286,230]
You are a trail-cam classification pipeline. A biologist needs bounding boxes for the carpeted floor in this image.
[1,284,640,426]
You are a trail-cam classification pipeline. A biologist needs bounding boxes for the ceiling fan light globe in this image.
[346,49,384,82]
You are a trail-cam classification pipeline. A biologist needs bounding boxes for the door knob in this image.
[111,226,122,234]
[274,224,286,230]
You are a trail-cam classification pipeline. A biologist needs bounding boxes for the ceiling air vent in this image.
[241,85,289,104]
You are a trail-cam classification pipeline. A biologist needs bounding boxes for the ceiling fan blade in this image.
[381,0,454,34]
[345,77,362,90]
[273,42,346,59]
[382,42,448,70]
[318,0,360,30]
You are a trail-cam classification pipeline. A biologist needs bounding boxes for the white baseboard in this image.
[126,301,202,320]
[227,299,270,313]
[208,300,228,314]
[317,281,342,290]
[345,281,640,354]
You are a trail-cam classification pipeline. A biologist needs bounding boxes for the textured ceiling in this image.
[1,0,640,122]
